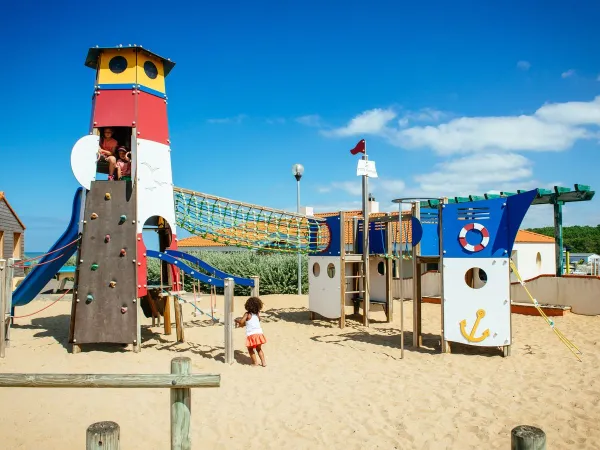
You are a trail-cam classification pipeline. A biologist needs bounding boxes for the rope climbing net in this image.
[173,187,330,254]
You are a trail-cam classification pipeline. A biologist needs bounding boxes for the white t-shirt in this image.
[245,313,263,336]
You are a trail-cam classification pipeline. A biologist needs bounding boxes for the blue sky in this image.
[2,1,600,251]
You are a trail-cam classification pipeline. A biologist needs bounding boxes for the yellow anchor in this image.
[459,309,490,343]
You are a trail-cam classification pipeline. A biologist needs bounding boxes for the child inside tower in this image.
[116,146,132,181]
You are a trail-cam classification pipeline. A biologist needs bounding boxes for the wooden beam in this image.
[0,373,220,388]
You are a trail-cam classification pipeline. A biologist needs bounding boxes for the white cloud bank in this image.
[318,96,600,155]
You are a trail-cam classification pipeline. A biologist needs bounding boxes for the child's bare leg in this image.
[107,156,117,178]
[247,347,258,365]
[256,344,266,367]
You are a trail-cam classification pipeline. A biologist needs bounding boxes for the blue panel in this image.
[311,216,341,256]
[146,250,225,287]
[96,84,136,91]
[506,189,538,253]
[441,191,535,258]
[137,84,168,99]
[165,250,254,287]
[420,208,440,257]
[411,216,423,246]
[356,221,385,255]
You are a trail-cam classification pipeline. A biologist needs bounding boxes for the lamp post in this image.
[292,163,304,295]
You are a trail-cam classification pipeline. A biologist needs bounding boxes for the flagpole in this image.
[362,143,370,327]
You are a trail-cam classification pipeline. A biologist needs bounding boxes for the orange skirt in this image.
[245,333,267,348]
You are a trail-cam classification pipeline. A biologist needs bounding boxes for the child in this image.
[236,297,267,367]
[116,146,132,181]
[98,127,118,180]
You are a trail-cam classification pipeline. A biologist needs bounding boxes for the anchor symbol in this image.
[459,309,490,343]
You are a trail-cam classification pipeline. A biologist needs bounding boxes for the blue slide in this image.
[12,188,85,307]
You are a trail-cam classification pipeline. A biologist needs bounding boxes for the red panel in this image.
[137,233,148,298]
[137,91,169,144]
[167,235,181,291]
[93,89,136,128]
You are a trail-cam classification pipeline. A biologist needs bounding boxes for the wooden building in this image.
[0,192,25,277]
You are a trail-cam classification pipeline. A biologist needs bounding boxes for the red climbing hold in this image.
[105,234,111,243]
[120,249,127,256]
[121,306,128,314]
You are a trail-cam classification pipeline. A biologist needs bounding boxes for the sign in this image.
[356,159,378,178]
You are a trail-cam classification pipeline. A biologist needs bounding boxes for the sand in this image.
[0,290,599,449]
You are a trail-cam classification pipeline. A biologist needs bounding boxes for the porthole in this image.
[109,56,128,74]
[377,261,385,275]
[327,263,335,278]
[144,61,158,79]
[313,263,320,277]
[464,267,488,289]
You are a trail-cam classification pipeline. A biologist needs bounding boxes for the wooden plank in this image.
[170,357,192,450]
[0,373,220,388]
[164,295,172,335]
[86,421,120,450]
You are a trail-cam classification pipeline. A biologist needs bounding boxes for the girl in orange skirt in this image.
[236,297,267,367]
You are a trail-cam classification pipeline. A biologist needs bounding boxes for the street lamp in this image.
[292,163,304,295]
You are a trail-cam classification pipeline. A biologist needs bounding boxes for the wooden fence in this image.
[0,357,220,449]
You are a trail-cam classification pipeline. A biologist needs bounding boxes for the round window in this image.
[313,263,320,277]
[464,268,488,289]
[109,56,128,74]
[144,61,158,79]
[327,263,335,278]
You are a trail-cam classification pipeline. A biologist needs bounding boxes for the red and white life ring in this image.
[458,223,489,252]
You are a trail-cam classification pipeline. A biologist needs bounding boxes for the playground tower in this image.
[69,45,178,352]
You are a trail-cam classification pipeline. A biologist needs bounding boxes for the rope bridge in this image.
[173,187,329,253]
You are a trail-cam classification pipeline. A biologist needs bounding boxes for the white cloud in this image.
[321,95,600,156]
[330,181,362,196]
[517,60,531,71]
[561,69,576,78]
[321,108,396,137]
[373,178,406,194]
[296,115,323,127]
[597,74,600,82]
[398,108,447,128]
[266,117,286,125]
[207,114,247,124]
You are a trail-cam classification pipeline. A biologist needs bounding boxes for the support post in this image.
[439,199,447,353]
[0,259,6,358]
[412,203,422,347]
[398,208,404,359]
[3,259,13,350]
[297,178,302,295]
[250,276,260,297]
[224,278,234,365]
[384,221,393,322]
[86,421,120,450]
[174,298,184,343]
[511,425,546,450]
[164,295,172,335]
[170,357,192,450]
[554,201,563,276]
[362,155,370,327]
[339,211,346,329]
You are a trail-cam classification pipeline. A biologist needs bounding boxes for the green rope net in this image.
[174,187,330,254]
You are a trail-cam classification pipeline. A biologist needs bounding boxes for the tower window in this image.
[109,56,128,74]
[144,61,158,79]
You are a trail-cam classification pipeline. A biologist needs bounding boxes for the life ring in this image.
[458,223,489,252]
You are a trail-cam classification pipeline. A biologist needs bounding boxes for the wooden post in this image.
[224,278,234,365]
[164,295,172,335]
[439,199,448,354]
[3,259,14,349]
[412,203,422,348]
[86,421,120,450]
[554,201,563,276]
[170,357,192,450]
[250,276,259,297]
[0,259,6,358]
[384,221,393,322]
[174,298,185,343]
[511,425,546,450]
[339,211,346,329]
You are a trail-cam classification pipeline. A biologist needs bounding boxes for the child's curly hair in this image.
[244,296,263,315]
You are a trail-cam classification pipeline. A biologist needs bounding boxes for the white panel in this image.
[443,257,511,347]
[135,138,176,235]
[308,256,341,319]
[71,134,100,190]
[368,256,387,303]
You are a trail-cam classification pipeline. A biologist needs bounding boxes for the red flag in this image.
[350,139,366,155]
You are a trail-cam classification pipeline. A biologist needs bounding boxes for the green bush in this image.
[147,251,308,295]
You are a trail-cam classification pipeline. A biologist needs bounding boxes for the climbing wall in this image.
[71,181,138,345]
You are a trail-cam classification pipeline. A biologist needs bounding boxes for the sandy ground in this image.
[0,282,599,449]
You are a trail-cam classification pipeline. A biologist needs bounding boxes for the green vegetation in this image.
[526,225,600,254]
[147,251,308,296]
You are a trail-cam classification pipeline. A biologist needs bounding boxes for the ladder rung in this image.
[346,290,365,294]
[345,275,362,279]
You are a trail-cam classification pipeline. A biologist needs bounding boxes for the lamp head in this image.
[292,163,304,181]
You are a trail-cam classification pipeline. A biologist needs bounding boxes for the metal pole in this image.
[224,278,234,365]
[297,178,302,295]
[362,153,370,327]
[0,259,5,358]
[554,201,563,276]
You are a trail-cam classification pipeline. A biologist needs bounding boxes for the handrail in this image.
[146,250,225,287]
[166,250,255,287]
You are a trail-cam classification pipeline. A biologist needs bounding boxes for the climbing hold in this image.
[109,281,117,288]
[119,214,127,223]
[86,294,94,303]
[120,248,127,256]
[121,306,128,314]
[105,234,111,243]
[90,213,98,220]
[105,193,111,200]
[91,263,99,271]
